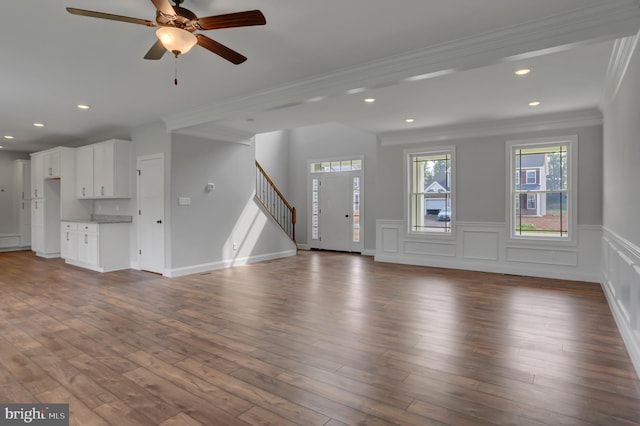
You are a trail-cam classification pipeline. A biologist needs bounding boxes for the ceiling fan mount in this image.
[66,0,266,64]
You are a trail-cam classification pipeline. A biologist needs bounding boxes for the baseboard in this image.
[0,246,31,253]
[164,249,297,278]
[36,252,60,259]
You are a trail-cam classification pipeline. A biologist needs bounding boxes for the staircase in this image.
[255,161,296,242]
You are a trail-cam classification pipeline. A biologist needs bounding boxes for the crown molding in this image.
[601,31,640,107]
[164,1,640,132]
[378,108,603,146]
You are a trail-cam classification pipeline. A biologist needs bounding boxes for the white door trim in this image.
[136,153,165,274]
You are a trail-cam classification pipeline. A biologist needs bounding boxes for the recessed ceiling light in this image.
[33,122,45,127]
[515,68,531,76]
[364,98,376,103]
[0,145,3,149]
[77,104,91,110]
[4,135,14,140]
[405,118,415,123]
[528,101,541,106]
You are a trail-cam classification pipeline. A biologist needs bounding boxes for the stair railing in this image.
[255,161,296,242]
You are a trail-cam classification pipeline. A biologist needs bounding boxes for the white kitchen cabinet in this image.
[62,221,130,272]
[30,153,44,199]
[31,196,60,257]
[30,147,87,258]
[31,199,44,254]
[14,160,31,247]
[76,139,131,199]
[43,148,61,179]
[60,222,78,260]
[76,146,94,198]
[77,223,99,266]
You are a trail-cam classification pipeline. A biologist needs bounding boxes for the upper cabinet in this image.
[30,153,44,198]
[76,146,94,198]
[44,148,61,178]
[76,139,131,199]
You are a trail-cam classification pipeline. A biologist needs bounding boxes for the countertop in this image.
[62,215,133,224]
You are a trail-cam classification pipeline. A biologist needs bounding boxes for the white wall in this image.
[285,122,378,254]
[166,133,295,276]
[0,151,30,235]
[601,37,640,376]
[375,124,603,283]
[255,130,291,199]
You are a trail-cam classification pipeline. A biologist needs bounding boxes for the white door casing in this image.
[137,154,165,274]
[308,159,363,253]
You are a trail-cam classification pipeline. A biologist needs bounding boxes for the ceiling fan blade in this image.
[144,40,167,60]
[66,8,156,26]
[150,0,176,17]
[197,10,266,30]
[195,34,247,64]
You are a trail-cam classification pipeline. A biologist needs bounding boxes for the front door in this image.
[310,168,362,253]
[319,173,352,251]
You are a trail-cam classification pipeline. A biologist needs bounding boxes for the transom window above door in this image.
[310,159,362,173]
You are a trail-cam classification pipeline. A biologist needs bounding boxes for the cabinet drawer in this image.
[78,223,98,233]
[61,222,78,231]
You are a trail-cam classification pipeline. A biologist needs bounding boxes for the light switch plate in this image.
[178,197,191,205]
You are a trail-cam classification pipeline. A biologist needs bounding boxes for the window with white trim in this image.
[508,137,576,240]
[407,148,454,233]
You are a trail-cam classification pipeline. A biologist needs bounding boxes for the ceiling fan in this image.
[66,0,266,64]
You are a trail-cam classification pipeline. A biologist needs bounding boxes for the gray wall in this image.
[169,134,293,270]
[255,130,291,199]
[0,151,30,234]
[377,125,603,225]
[286,123,378,252]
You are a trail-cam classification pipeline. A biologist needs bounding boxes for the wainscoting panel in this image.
[601,228,640,377]
[404,240,456,257]
[375,220,600,282]
[380,224,400,253]
[0,235,20,249]
[463,230,499,261]
[505,246,578,266]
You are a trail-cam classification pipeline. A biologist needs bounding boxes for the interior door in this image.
[318,173,353,252]
[138,155,165,274]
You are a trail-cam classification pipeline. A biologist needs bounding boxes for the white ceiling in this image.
[2,0,639,152]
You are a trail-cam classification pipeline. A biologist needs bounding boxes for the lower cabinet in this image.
[61,221,130,272]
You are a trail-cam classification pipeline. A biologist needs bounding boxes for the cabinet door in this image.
[61,225,78,260]
[94,143,114,197]
[31,199,44,226]
[76,147,94,198]
[78,232,99,265]
[31,225,43,253]
[30,155,44,198]
[45,149,61,178]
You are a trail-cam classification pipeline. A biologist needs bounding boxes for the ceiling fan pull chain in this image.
[174,55,179,86]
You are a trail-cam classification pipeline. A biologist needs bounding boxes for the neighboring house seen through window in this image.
[407,147,454,234]
[508,136,576,240]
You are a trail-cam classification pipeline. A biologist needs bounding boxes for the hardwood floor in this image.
[1,249,639,425]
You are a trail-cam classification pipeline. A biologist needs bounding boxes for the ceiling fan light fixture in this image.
[156,27,197,56]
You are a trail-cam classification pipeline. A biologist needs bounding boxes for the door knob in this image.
[345,214,350,218]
